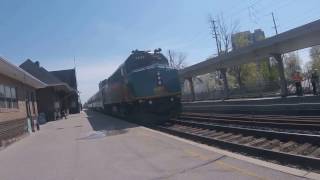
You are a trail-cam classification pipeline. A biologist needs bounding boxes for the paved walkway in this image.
[0,111,313,180]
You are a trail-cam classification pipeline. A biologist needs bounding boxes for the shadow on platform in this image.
[84,110,138,132]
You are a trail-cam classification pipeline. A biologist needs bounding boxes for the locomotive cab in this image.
[125,49,181,115]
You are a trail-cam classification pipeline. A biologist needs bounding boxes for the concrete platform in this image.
[0,111,317,180]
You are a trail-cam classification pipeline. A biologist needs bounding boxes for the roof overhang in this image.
[0,56,47,89]
[49,83,77,94]
[180,19,320,78]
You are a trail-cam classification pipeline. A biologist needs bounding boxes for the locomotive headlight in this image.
[157,72,161,76]
[148,100,153,105]
[157,76,161,80]
[158,80,162,85]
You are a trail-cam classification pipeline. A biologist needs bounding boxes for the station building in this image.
[20,59,80,121]
[50,69,80,114]
[0,57,46,146]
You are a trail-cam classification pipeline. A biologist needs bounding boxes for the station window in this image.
[0,85,5,108]
[0,84,18,109]
[11,87,18,108]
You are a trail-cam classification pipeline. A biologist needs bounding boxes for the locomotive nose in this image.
[156,71,163,86]
[154,71,167,95]
[127,67,180,98]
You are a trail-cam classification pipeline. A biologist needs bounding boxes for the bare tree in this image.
[167,50,187,70]
[209,14,242,89]
[209,14,239,55]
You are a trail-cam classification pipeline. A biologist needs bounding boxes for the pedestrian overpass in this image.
[180,19,320,100]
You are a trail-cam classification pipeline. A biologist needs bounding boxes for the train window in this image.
[135,56,145,60]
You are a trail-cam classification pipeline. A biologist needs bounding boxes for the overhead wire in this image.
[172,1,319,57]
[281,6,320,31]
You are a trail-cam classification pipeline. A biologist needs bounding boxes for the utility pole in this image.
[271,13,288,97]
[211,17,221,56]
[210,16,229,98]
[272,12,278,35]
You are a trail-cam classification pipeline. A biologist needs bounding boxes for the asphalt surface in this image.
[0,111,309,180]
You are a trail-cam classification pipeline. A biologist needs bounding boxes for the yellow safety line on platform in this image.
[217,161,268,180]
[138,128,270,179]
[183,148,268,180]
[183,149,211,161]
[141,126,314,178]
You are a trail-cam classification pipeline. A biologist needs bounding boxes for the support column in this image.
[220,68,229,99]
[256,61,263,97]
[186,77,195,101]
[273,53,288,97]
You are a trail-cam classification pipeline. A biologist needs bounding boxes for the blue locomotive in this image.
[86,49,181,121]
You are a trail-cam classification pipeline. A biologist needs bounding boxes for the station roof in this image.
[19,59,75,92]
[0,56,47,89]
[180,19,320,78]
[50,69,77,90]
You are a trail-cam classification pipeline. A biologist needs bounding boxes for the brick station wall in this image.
[0,73,38,146]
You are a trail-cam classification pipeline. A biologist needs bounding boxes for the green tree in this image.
[310,45,320,70]
[259,60,279,90]
[228,33,247,89]
[228,32,258,89]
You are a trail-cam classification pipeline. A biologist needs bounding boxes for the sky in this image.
[1,0,320,102]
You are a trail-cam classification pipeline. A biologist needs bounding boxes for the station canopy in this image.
[0,57,47,89]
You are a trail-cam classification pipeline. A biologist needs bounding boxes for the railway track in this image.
[178,112,320,132]
[155,113,320,171]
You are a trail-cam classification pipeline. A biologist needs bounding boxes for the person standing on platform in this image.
[311,69,319,95]
[292,71,303,96]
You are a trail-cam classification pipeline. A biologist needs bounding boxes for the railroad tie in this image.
[224,134,243,142]
[216,133,234,140]
[279,141,298,152]
[247,138,268,147]
[199,130,217,136]
[237,136,254,144]
[291,143,313,155]
[208,131,225,138]
[260,139,281,149]
[310,147,320,157]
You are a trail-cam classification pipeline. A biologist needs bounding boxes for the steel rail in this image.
[177,115,320,131]
[157,125,320,170]
[170,119,320,145]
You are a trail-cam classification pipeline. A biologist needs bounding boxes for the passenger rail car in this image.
[86,49,181,120]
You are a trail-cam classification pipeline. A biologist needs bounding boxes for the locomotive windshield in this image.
[125,52,169,74]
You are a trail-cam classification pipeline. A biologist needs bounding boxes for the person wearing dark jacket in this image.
[311,69,319,95]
